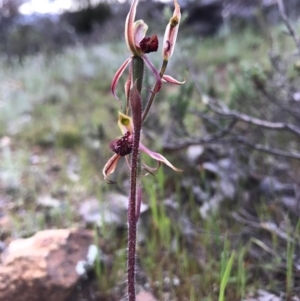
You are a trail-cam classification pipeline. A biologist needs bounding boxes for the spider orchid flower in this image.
[103,112,182,183]
[111,0,184,103]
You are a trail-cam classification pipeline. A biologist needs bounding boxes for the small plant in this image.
[56,123,82,149]
[102,0,184,299]
[219,249,235,301]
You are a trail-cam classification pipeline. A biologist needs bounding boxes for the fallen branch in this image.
[229,136,300,160]
[207,100,300,138]
[162,119,237,150]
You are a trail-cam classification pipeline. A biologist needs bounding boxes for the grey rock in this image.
[79,193,148,228]
[36,195,60,208]
[186,145,204,163]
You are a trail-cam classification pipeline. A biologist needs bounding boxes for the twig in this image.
[258,86,300,121]
[162,119,237,150]
[184,46,300,161]
[228,136,300,160]
[232,212,295,243]
[193,76,300,138]
[277,0,300,55]
[207,101,300,138]
[165,134,300,160]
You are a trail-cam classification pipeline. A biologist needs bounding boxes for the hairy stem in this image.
[127,56,143,301]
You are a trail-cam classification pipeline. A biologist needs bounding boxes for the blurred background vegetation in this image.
[1,0,300,300]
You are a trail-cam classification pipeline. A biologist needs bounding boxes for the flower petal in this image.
[111,57,132,103]
[118,112,134,135]
[163,74,186,85]
[142,160,162,174]
[142,54,162,94]
[133,20,148,48]
[162,0,181,61]
[103,154,121,183]
[139,143,182,172]
[125,0,139,54]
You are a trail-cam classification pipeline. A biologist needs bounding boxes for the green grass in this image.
[219,249,235,301]
[1,25,300,300]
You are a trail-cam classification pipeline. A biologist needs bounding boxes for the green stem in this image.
[142,59,168,123]
[132,55,144,95]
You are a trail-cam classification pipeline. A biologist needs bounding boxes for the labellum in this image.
[139,35,159,54]
[109,132,133,156]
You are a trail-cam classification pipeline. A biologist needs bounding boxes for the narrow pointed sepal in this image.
[111,57,132,103]
[139,143,183,172]
[142,161,162,175]
[125,0,140,54]
[103,154,121,183]
[162,0,181,61]
[142,54,162,94]
[163,74,186,85]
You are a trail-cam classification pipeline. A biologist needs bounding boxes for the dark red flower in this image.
[139,35,159,54]
[109,132,133,157]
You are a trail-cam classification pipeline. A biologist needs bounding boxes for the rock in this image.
[79,197,102,226]
[79,193,148,228]
[36,195,60,208]
[293,91,300,102]
[199,193,223,218]
[186,145,204,164]
[244,289,281,301]
[136,291,158,301]
[260,177,295,197]
[0,215,13,239]
[0,136,11,148]
[281,197,299,212]
[75,244,103,278]
[0,229,93,301]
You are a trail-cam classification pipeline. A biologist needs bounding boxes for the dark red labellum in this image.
[109,132,133,156]
[139,35,159,54]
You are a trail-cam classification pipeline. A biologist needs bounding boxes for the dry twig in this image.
[277,0,300,55]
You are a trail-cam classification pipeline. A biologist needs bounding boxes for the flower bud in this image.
[162,0,181,61]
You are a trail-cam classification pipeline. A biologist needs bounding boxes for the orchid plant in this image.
[103,0,184,300]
